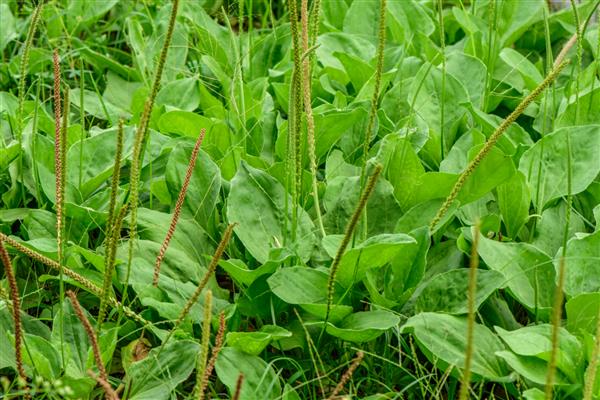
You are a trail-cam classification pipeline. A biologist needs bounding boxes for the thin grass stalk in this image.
[16,3,43,204]
[194,290,212,399]
[66,291,108,385]
[143,222,234,387]
[0,241,26,386]
[362,0,387,175]
[293,308,326,397]
[545,131,573,398]
[175,224,234,328]
[458,222,481,400]
[324,165,382,327]
[125,0,180,302]
[198,312,226,400]
[569,0,582,124]
[153,129,206,286]
[52,49,68,371]
[300,0,325,237]
[232,373,244,400]
[308,0,321,49]
[438,0,447,160]
[288,0,303,243]
[482,0,497,111]
[583,307,600,400]
[545,255,567,399]
[326,351,364,400]
[429,59,569,232]
[87,370,120,400]
[97,120,125,329]
[0,233,149,326]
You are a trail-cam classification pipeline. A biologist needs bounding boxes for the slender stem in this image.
[429,59,569,232]
[362,0,387,175]
[124,0,181,309]
[16,3,43,205]
[53,50,68,372]
[98,120,125,329]
[288,0,303,244]
[153,129,206,286]
[0,241,27,385]
[437,0,446,161]
[326,351,364,400]
[324,165,382,328]
[583,307,600,400]
[459,222,481,400]
[545,131,573,399]
[300,0,325,237]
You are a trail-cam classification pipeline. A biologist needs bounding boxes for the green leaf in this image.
[0,5,16,53]
[323,175,403,236]
[228,161,316,264]
[267,266,351,322]
[66,125,136,200]
[135,208,214,270]
[412,269,505,314]
[563,230,600,297]
[495,324,584,383]
[319,310,400,342]
[215,347,282,400]
[316,33,375,73]
[401,312,510,381]
[410,62,470,166]
[446,52,487,108]
[566,293,600,335]
[496,171,531,239]
[496,351,569,386]
[477,236,555,317]
[519,125,600,209]
[335,234,416,287]
[219,259,275,287]
[226,325,291,356]
[499,48,543,91]
[387,1,435,43]
[127,340,199,400]
[556,87,600,128]
[457,144,516,205]
[155,77,201,111]
[165,141,220,228]
[268,267,334,305]
[70,88,130,122]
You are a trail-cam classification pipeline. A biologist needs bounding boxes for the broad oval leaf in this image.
[411,269,505,314]
[477,236,555,317]
[401,312,510,381]
[127,340,199,400]
[165,141,220,228]
[320,310,400,343]
[215,347,282,400]
[228,161,316,263]
[519,125,600,209]
[563,230,600,297]
[335,233,416,287]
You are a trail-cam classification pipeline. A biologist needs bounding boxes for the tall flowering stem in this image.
[324,165,382,327]
[459,222,481,400]
[429,59,569,232]
[153,129,206,286]
[0,241,27,386]
[125,0,181,299]
[98,120,126,329]
[67,291,115,400]
[300,0,325,237]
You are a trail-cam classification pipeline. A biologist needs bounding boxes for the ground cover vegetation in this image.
[0,0,599,398]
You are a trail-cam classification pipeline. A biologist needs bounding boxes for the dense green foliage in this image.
[0,0,599,399]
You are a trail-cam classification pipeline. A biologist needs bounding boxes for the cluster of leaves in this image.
[0,0,599,399]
